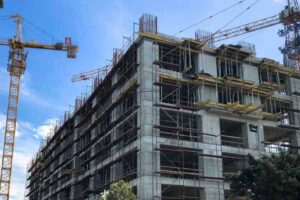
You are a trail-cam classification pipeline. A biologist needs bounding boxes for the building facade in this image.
[25,14,300,200]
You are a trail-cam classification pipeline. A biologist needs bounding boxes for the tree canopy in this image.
[100,180,136,200]
[230,152,300,200]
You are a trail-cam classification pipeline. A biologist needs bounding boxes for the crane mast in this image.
[0,15,26,200]
[278,0,300,68]
[0,14,78,200]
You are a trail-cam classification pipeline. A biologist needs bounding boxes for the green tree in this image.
[100,180,136,200]
[230,152,300,200]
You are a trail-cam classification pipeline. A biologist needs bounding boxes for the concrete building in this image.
[25,14,300,200]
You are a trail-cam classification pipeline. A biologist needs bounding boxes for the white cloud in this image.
[9,147,40,200]
[35,118,58,138]
[0,133,39,200]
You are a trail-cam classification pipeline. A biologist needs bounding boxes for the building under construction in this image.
[25,14,300,200]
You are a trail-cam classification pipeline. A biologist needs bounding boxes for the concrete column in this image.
[257,124,265,154]
[245,123,261,150]
[201,114,224,200]
[136,38,159,200]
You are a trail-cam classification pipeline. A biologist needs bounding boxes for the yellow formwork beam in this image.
[196,74,222,85]
[137,32,182,46]
[198,100,226,110]
[198,100,258,114]
[223,76,255,90]
[226,102,257,113]
[136,32,215,54]
[160,73,198,85]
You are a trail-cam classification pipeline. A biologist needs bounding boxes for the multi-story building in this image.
[25,14,300,200]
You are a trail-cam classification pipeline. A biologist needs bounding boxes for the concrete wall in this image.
[197,53,217,76]
[243,63,259,84]
[199,85,218,102]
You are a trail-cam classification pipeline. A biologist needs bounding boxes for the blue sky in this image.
[0,0,288,199]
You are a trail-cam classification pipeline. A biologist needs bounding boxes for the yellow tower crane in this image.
[0,14,78,200]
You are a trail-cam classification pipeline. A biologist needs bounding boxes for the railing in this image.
[221,135,246,148]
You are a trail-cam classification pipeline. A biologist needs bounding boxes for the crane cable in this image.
[21,16,57,42]
[173,0,248,35]
[204,0,262,45]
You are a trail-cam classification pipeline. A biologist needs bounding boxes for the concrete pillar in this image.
[257,124,265,154]
[136,38,159,200]
[201,114,224,200]
[246,123,261,150]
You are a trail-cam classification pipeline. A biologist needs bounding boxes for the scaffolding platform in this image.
[159,73,198,85]
[226,102,258,113]
[259,58,295,76]
[268,96,292,104]
[182,37,205,49]
[153,60,181,69]
[262,112,283,121]
[159,72,274,98]
[260,81,278,90]
[223,76,255,89]
[137,32,215,54]
[198,100,227,110]
[137,32,181,46]
[196,73,222,85]
[198,100,259,114]
[216,44,252,60]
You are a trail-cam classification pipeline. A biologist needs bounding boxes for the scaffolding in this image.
[149,34,253,200]
[25,28,141,200]
[138,28,300,199]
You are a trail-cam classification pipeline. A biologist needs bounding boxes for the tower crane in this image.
[0,14,78,200]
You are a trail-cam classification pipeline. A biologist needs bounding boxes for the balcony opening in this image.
[220,119,247,148]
